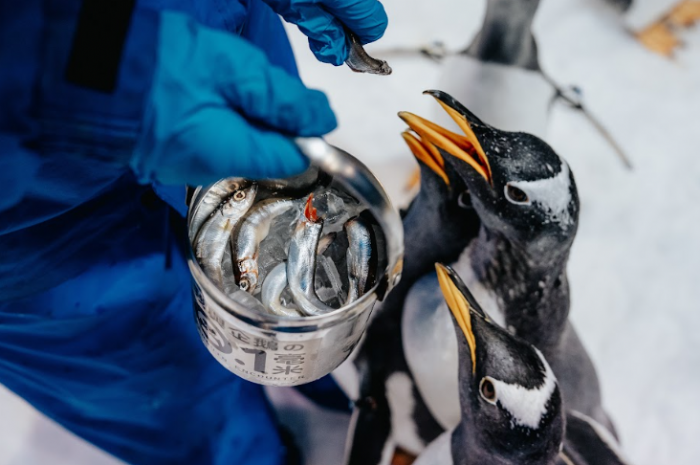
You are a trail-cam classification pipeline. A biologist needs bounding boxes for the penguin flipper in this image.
[562,410,631,465]
[345,394,393,465]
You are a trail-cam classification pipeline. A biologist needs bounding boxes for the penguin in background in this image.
[437,0,552,140]
[414,264,630,465]
[438,0,700,140]
[343,123,481,465]
[399,90,614,440]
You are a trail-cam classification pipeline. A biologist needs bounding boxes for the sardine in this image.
[195,184,258,289]
[345,31,392,76]
[344,216,373,304]
[191,179,243,236]
[235,198,296,293]
[261,263,302,317]
[287,195,335,316]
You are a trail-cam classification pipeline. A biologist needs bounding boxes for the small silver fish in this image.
[191,179,242,237]
[235,198,296,293]
[261,263,302,318]
[287,195,335,316]
[195,184,258,290]
[345,31,392,76]
[344,216,373,304]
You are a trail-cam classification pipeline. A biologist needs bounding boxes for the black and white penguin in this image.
[400,90,613,441]
[414,265,630,465]
[414,263,565,465]
[343,125,480,465]
[437,0,552,140]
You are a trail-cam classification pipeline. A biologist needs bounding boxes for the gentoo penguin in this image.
[399,90,613,445]
[414,265,630,465]
[344,128,480,465]
[402,91,612,430]
[437,0,552,140]
[414,263,565,465]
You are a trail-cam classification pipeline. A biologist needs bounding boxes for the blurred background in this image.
[1,0,699,463]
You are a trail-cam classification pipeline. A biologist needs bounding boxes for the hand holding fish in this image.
[260,0,389,68]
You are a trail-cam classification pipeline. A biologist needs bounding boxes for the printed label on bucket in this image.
[195,307,321,385]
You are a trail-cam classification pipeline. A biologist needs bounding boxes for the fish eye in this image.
[234,191,247,201]
[239,278,250,292]
[504,184,529,205]
[458,191,472,209]
[479,378,497,404]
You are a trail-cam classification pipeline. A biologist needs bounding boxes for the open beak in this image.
[398,91,492,185]
[436,263,478,373]
[402,131,450,186]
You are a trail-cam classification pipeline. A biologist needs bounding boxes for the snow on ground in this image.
[1,0,698,464]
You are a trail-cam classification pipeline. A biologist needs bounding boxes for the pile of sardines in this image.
[192,171,383,317]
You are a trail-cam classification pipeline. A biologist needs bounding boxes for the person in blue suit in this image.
[0,0,387,463]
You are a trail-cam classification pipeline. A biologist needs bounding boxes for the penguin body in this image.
[344,135,480,465]
[438,57,552,140]
[560,410,631,465]
[437,0,554,139]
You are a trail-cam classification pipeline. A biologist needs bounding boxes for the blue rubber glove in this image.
[132,12,337,187]
[261,0,388,65]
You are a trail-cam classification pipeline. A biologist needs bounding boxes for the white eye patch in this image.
[507,161,573,229]
[487,349,557,429]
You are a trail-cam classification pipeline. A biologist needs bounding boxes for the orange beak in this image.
[398,95,492,185]
[401,131,450,186]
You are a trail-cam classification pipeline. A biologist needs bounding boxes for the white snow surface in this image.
[1,0,699,464]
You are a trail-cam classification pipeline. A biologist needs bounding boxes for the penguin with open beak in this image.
[344,124,481,465]
[397,90,614,450]
[346,91,615,464]
[414,265,631,465]
[414,264,565,465]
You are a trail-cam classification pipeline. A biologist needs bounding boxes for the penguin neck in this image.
[465,0,541,70]
[451,423,492,465]
[451,419,559,465]
[401,173,479,291]
[464,226,570,352]
[450,423,538,465]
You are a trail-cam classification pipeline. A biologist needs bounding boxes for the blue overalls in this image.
[0,1,346,463]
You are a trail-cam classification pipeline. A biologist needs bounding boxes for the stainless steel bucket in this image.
[187,138,403,386]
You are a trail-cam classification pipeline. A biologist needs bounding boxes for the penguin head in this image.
[435,263,565,462]
[400,91,579,257]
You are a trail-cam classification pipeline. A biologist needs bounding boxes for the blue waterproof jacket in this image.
[0,1,348,463]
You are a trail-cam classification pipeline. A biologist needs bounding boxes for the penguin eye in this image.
[479,378,497,404]
[458,191,472,209]
[505,184,529,205]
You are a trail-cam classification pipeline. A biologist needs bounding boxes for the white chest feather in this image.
[386,372,427,455]
[412,430,454,465]
[450,245,505,327]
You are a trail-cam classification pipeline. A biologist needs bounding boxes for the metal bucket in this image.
[187,138,403,386]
